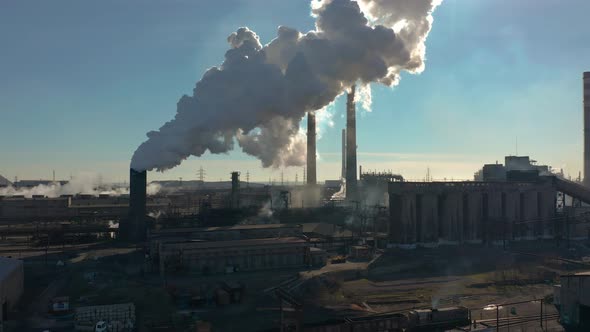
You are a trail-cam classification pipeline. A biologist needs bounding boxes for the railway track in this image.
[478,313,560,329]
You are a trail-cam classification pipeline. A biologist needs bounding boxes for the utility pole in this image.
[540,298,544,328]
[566,214,570,249]
[246,171,250,188]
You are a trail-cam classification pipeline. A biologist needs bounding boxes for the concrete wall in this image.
[417,194,438,243]
[464,192,482,243]
[389,194,417,244]
[388,181,557,245]
[438,192,463,243]
[504,191,521,240]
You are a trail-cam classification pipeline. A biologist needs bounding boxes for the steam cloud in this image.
[0,173,161,198]
[131,0,442,172]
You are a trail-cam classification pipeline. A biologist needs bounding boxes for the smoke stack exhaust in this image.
[585,72,590,186]
[341,128,346,181]
[307,112,317,185]
[346,85,357,200]
[127,168,147,241]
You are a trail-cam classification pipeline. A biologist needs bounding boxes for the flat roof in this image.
[162,236,307,250]
[0,257,22,281]
[153,223,300,234]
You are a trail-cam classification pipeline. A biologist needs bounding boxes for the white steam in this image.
[0,173,161,198]
[356,83,373,113]
[131,0,442,172]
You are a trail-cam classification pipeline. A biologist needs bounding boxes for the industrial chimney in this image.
[346,85,357,200]
[585,72,590,186]
[307,112,317,185]
[341,128,346,181]
[127,168,147,241]
[231,171,240,208]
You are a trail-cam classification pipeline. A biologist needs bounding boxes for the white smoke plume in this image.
[0,173,161,198]
[356,83,373,113]
[131,0,442,172]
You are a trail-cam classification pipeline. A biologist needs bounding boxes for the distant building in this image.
[0,257,24,321]
[13,180,68,188]
[474,156,553,182]
[0,175,11,187]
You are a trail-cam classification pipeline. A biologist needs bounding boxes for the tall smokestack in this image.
[128,168,147,241]
[346,85,357,200]
[307,112,317,185]
[341,128,346,180]
[584,72,590,186]
[231,171,240,208]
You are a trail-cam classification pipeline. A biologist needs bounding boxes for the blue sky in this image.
[1,0,589,183]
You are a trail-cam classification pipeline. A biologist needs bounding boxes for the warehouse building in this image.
[157,237,311,274]
[0,257,24,321]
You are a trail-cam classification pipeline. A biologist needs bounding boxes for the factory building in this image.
[558,272,590,328]
[388,180,557,245]
[0,257,24,322]
[474,156,552,182]
[158,237,310,274]
[149,223,325,274]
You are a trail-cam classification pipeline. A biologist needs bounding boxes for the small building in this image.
[559,272,590,328]
[349,245,371,261]
[0,257,24,321]
[309,247,328,267]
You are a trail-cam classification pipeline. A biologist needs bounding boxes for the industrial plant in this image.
[0,72,589,331]
[2,0,590,330]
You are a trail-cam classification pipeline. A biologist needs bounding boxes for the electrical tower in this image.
[246,171,250,188]
[197,166,206,182]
